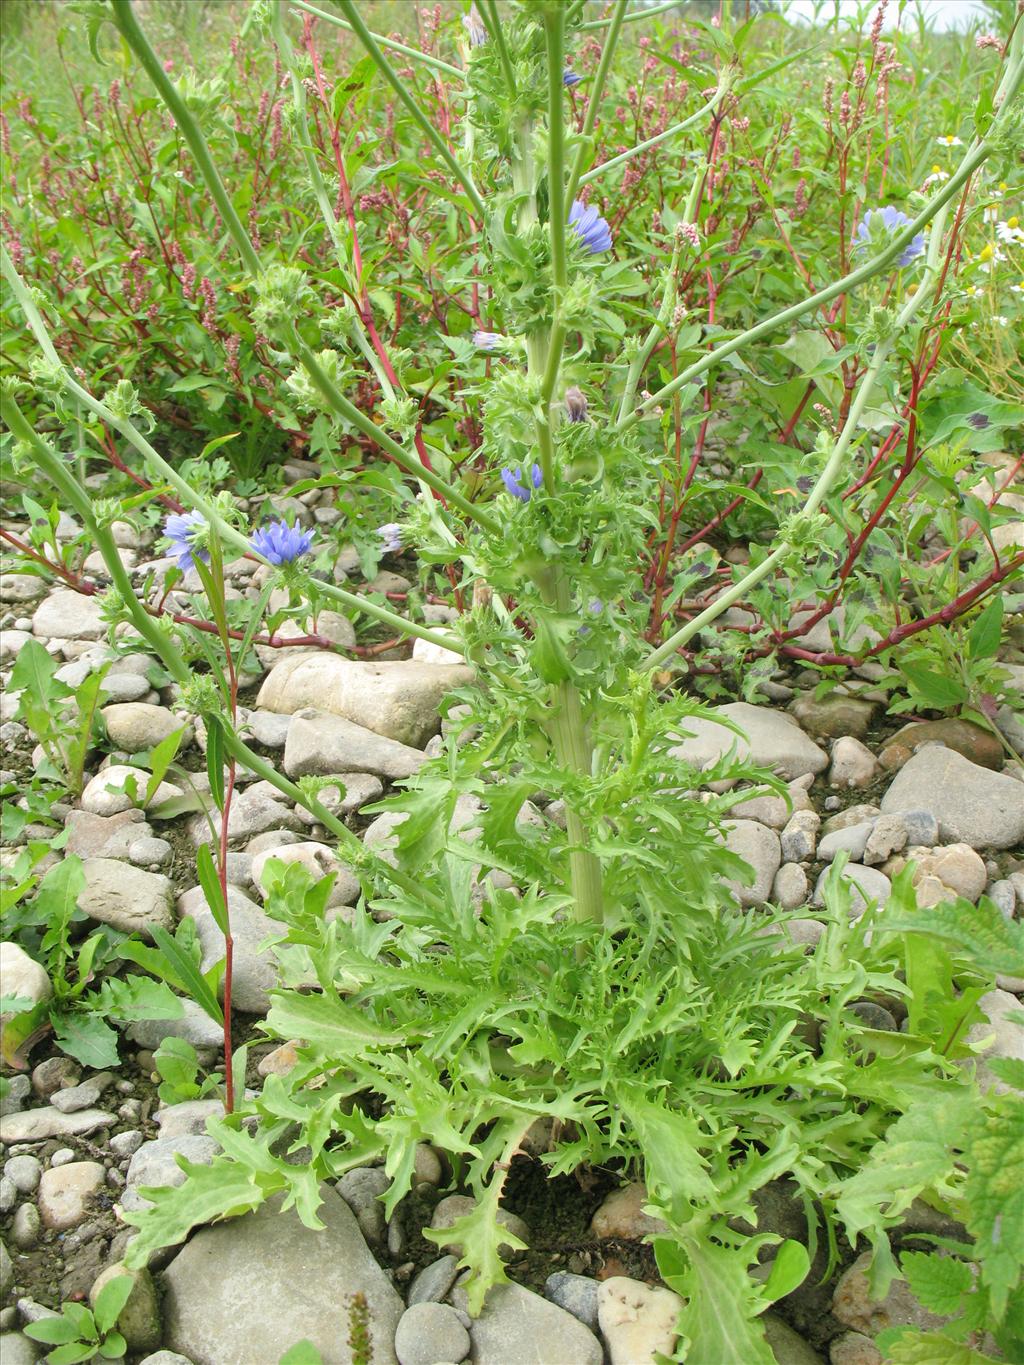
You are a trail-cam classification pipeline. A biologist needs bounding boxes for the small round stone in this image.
[3,1155,41,1194]
[48,1148,76,1167]
[109,1130,144,1160]
[31,1056,80,1099]
[11,1203,41,1250]
[394,1302,471,1365]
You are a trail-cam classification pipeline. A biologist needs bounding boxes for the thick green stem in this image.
[516,51,604,930]
[336,0,485,218]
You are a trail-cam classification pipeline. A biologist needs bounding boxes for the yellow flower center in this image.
[979,244,994,261]
[1008,216,1020,229]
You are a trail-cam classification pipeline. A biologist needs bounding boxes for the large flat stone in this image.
[879,747,1024,850]
[78,859,175,939]
[0,1106,115,1145]
[669,703,828,782]
[451,1279,602,1365]
[161,1187,402,1365]
[177,885,282,1014]
[258,654,472,749]
[284,709,427,781]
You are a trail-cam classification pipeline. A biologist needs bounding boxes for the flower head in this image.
[377,522,403,555]
[563,69,581,88]
[996,217,1024,245]
[501,465,543,502]
[473,330,502,350]
[854,206,924,267]
[569,199,613,255]
[163,511,209,573]
[922,164,949,189]
[936,134,963,147]
[250,519,314,566]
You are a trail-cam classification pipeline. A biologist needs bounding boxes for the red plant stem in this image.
[0,529,97,592]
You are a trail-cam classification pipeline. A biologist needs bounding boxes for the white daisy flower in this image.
[922,164,949,189]
[936,134,963,147]
[992,315,1010,326]
[995,217,1024,244]
[976,244,1006,274]
[1011,280,1024,295]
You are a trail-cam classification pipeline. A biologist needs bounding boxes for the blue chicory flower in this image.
[569,199,613,255]
[473,330,502,350]
[249,519,314,566]
[563,69,581,88]
[163,511,209,573]
[501,465,543,502]
[854,206,925,267]
[377,522,403,554]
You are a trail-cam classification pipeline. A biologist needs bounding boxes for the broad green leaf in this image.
[900,1251,973,1317]
[962,1096,1024,1319]
[53,1011,121,1069]
[9,636,65,707]
[23,1315,82,1345]
[882,1332,1000,1365]
[881,896,1024,979]
[0,999,51,1069]
[37,854,86,959]
[655,1236,775,1365]
[93,1273,134,1335]
[196,842,230,936]
[967,596,1003,662]
[834,1100,962,1248]
[762,1239,811,1303]
[278,1343,325,1365]
[616,1085,713,1223]
[898,662,968,710]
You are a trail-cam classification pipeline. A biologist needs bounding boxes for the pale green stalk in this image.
[288,0,466,80]
[580,0,682,30]
[522,9,604,932]
[642,204,952,671]
[579,80,731,189]
[564,0,627,210]
[1,248,466,656]
[336,0,485,219]
[617,235,682,425]
[619,35,1024,433]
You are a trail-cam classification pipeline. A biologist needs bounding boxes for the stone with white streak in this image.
[77,859,175,938]
[670,702,828,783]
[880,747,1024,850]
[284,709,427,782]
[257,654,473,749]
[597,1276,682,1365]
